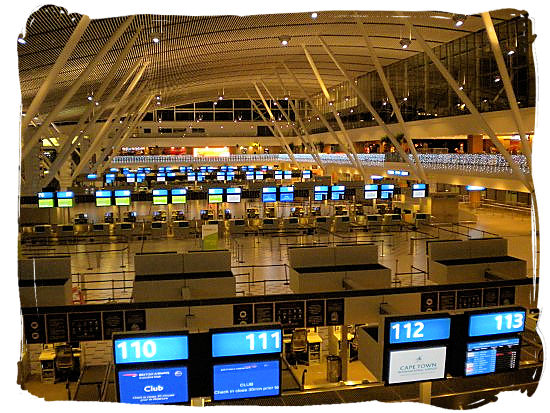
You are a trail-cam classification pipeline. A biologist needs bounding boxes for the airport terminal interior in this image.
[17,5,542,409]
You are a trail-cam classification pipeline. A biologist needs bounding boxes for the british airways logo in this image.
[122,373,138,377]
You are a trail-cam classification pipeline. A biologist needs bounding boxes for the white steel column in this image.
[282,63,361,175]
[72,64,148,178]
[315,38,423,181]
[43,59,143,187]
[21,16,91,133]
[481,12,532,164]
[22,16,136,162]
[260,80,325,171]
[350,27,428,182]
[407,22,533,192]
[302,46,368,182]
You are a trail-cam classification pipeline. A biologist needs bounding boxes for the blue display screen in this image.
[468,310,526,337]
[197,173,205,182]
[95,190,112,198]
[38,192,54,199]
[172,189,187,196]
[413,183,426,190]
[212,329,282,357]
[213,360,280,401]
[167,172,176,177]
[217,172,225,180]
[275,171,283,179]
[465,337,520,376]
[109,168,119,172]
[279,186,294,202]
[118,366,188,404]
[115,190,131,197]
[158,167,165,173]
[246,172,254,180]
[227,173,234,181]
[255,172,264,180]
[57,191,74,199]
[157,173,166,181]
[179,167,187,172]
[331,186,345,200]
[388,318,451,344]
[153,189,168,196]
[303,170,311,179]
[87,174,97,180]
[106,173,115,183]
[262,187,277,203]
[284,171,292,179]
[381,184,395,190]
[226,188,242,194]
[315,186,329,192]
[187,173,196,181]
[209,188,224,195]
[114,335,189,364]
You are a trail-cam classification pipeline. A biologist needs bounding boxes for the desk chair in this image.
[288,328,308,366]
[55,346,74,381]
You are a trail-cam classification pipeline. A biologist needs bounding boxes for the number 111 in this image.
[245,332,280,351]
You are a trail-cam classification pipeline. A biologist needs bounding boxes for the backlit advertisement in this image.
[387,346,447,384]
[117,366,188,404]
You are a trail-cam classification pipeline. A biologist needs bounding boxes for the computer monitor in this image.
[364,184,378,200]
[152,189,169,205]
[314,185,328,201]
[302,170,311,179]
[255,172,264,180]
[208,188,224,204]
[262,187,277,202]
[37,192,55,208]
[114,190,131,206]
[465,337,520,376]
[171,188,187,204]
[412,183,427,198]
[156,173,166,182]
[105,173,116,184]
[95,190,112,207]
[283,170,292,180]
[136,173,146,183]
[330,185,345,201]
[279,186,294,202]
[126,173,136,183]
[380,184,394,200]
[56,191,74,208]
[226,187,242,203]
[197,173,205,182]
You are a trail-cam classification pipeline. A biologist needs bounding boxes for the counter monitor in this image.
[387,346,447,385]
[465,337,520,376]
[38,192,55,208]
[114,335,189,364]
[262,187,277,202]
[211,328,282,358]
[56,191,74,208]
[412,183,427,198]
[468,309,525,337]
[156,173,166,182]
[171,188,187,204]
[364,184,378,200]
[380,184,395,200]
[314,185,329,201]
[279,186,294,202]
[95,190,112,207]
[331,185,346,201]
[208,188,224,204]
[117,366,189,404]
[388,317,451,345]
[302,170,311,179]
[152,189,169,205]
[226,187,242,203]
[114,190,131,206]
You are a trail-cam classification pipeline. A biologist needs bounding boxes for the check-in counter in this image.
[57,224,75,238]
[366,214,382,230]
[314,216,332,232]
[91,223,110,236]
[18,257,72,306]
[73,223,90,235]
[207,220,225,237]
[382,214,401,231]
[414,212,430,226]
[173,221,192,239]
[33,224,53,236]
[260,218,279,232]
[150,221,168,238]
[282,217,299,231]
[357,324,383,381]
[333,216,350,232]
[114,222,133,237]
[428,238,527,284]
[229,219,248,235]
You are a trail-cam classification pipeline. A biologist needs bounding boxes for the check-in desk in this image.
[91,223,110,236]
[288,245,391,293]
[260,218,280,232]
[357,324,383,381]
[114,222,133,237]
[173,221,192,239]
[57,224,75,239]
[428,238,527,284]
[413,212,430,226]
[150,221,168,238]
[133,250,235,301]
[283,331,323,365]
[33,224,53,237]
[229,219,248,235]
[366,214,382,230]
[18,257,72,306]
[207,220,225,237]
[333,216,350,233]
[73,223,90,236]
[382,214,401,231]
[314,216,332,232]
[282,217,299,231]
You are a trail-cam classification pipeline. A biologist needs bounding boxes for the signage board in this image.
[117,366,189,404]
[212,360,280,401]
[388,318,451,345]
[211,329,282,358]
[114,335,189,364]
[387,346,447,385]
[468,310,525,337]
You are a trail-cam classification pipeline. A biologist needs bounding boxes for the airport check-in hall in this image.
[17,5,542,409]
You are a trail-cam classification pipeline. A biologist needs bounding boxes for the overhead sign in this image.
[387,346,447,385]
[114,335,189,364]
[211,329,281,358]
[468,310,525,337]
[388,318,451,345]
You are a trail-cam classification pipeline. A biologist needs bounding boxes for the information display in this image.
[115,190,131,206]
[217,172,225,181]
[55,191,74,208]
[364,184,378,200]
[468,310,525,337]
[137,173,146,183]
[279,186,294,202]
[226,172,235,181]
[171,189,187,204]
[208,188,224,204]
[95,190,112,207]
[387,346,447,385]
[465,337,520,376]
[157,173,166,182]
[388,318,451,344]
[212,360,280,401]
[105,173,116,184]
[211,329,281,358]
[226,187,242,203]
[412,183,427,198]
[38,192,55,208]
[314,186,329,201]
[302,170,311,179]
[114,335,189,364]
[380,184,395,199]
[246,171,254,180]
[197,172,205,182]
[331,185,345,201]
[152,189,168,205]
[126,173,136,183]
[262,187,277,203]
[87,174,98,180]
[187,172,196,182]
[274,171,283,180]
[283,170,292,180]
[255,171,264,180]
[118,366,189,404]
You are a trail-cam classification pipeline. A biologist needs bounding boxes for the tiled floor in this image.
[19,206,534,304]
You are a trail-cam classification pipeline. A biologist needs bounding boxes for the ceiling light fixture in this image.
[505,45,516,56]
[311,12,318,19]
[284,95,289,100]
[399,38,412,49]
[17,35,26,45]
[279,35,290,46]
[328,100,334,106]
[452,14,467,27]
[218,94,224,100]
[87,94,93,101]
[494,75,501,83]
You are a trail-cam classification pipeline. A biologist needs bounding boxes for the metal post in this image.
[419,381,432,404]
[21,16,91,133]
